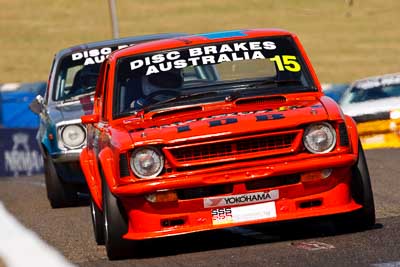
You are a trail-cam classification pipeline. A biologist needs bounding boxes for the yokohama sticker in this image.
[204,190,279,208]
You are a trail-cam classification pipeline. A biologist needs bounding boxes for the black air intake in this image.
[119,154,130,178]
[338,123,349,146]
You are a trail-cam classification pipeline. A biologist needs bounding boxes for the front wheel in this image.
[102,177,136,260]
[337,141,376,231]
[90,198,105,245]
[350,142,376,229]
[44,158,76,208]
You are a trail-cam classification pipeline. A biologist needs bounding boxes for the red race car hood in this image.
[123,94,334,147]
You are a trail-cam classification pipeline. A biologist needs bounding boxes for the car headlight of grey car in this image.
[58,124,86,149]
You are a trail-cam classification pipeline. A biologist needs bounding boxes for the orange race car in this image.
[80,29,375,259]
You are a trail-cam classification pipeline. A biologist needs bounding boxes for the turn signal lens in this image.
[301,169,332,182]
[145,190,178,203]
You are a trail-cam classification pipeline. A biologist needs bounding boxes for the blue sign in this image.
[0,128,43,177]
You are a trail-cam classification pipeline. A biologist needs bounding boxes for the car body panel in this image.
[81,28,367,241]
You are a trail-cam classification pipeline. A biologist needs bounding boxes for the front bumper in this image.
[113,153,356,196]
[122,178,360,240]
[51,149,82,163]
[110,153,361,240]
[50,149,85,184]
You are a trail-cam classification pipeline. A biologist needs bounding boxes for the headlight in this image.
[61,124,86,148]
[303,122,336,154]
[130,147,164,178]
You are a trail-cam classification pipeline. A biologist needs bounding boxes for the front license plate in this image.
[204,190,279,208]
[211,202,277,225]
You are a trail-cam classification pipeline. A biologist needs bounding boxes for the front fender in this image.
[80,148,102,210]
[345,114,360,156]
[39,123,58,156]
[81,147,118,210]
[319,95,345,121]
[98,147,118,192]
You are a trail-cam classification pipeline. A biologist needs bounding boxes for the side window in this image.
[101,64,110,120]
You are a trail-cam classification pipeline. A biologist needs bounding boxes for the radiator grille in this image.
[166,130,301,166]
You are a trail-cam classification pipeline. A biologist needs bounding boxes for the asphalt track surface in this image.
[1,149,400,267]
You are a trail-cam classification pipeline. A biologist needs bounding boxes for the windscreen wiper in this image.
[247,79,303,89]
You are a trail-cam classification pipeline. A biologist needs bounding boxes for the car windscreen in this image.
[114,36,316,118]
[341,78,400,104]
[53,43,139,102]
[53,49,111,101]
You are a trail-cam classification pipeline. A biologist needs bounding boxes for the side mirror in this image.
[29,95,44,115]
[81,114,99,124]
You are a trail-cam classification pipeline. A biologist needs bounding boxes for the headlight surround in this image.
[130,147,164,178]
[60,124,86,149]
[303,122,336,154]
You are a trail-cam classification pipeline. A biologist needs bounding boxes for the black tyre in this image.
[337,141,376,231]
[44,158,76,208]
[102,176,136,260]
[349,141,376,229]
[90,198,105,245]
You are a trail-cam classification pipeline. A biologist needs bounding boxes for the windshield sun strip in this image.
[112,36,316,119]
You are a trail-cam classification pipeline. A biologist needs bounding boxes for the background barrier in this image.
[0,82,46,128]
[0,82,46,177]
[0,128,43,177]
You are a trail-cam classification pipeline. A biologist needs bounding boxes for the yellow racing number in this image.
[269,55,301,72]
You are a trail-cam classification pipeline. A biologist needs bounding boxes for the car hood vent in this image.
[151,106,203,120]
[235,96,287,106]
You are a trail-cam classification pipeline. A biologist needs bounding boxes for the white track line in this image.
[0,202,75,267]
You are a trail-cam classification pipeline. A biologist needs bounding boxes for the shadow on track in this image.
[116,215,383,260]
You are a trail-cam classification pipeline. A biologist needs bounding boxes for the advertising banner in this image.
[0,128,43,177]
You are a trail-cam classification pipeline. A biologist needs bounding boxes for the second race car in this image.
[29,33,187,208]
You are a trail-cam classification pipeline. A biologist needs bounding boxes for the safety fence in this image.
[0,82,46,177]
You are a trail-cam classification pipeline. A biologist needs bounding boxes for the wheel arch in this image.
[81,147,103,210]
[344,114,360,155]
[81,147,118,211]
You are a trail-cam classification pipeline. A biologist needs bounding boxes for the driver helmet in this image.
[142,68,183,96]
[74,64,100,89]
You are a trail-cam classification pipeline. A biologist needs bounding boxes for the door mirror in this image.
[81,114,99,124]
[29,95,44,114]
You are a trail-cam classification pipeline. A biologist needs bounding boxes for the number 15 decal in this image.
[269,55,301,72]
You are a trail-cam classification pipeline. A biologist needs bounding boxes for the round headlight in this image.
[130,147,164,178]
[61,124,86,148]
[303,122,336,154]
